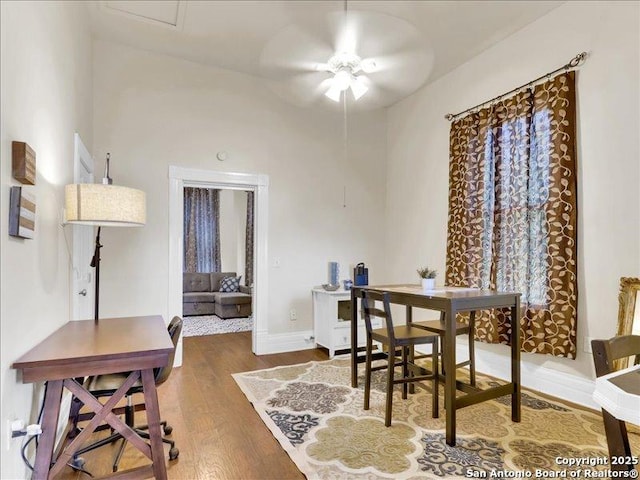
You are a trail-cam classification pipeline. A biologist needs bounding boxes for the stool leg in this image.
[364,335,372,411]
[401,346,408,400]
[469,311,476,387]
[385,345,395,427]
[432,339,439,418]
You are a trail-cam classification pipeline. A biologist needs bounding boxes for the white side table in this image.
[312,287,380,358]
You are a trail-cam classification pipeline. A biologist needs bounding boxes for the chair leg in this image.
[385,346,395,427]
[468,326,476,387]
[439,335,446,376]
[112,438,127,473]
[432,340,439,418]
[601,410,633,471]
[364,336,372,411]
[401,346,408,400]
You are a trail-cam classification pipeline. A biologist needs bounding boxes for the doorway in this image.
[70,133,95,321]
[182,187,253,335]
[168,167,269,365]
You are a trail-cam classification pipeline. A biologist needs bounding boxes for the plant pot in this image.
[421,278,436,290]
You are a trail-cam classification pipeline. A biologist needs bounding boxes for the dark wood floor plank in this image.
[57,331,328,480]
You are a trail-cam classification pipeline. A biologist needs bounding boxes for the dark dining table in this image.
[350,284,521,446]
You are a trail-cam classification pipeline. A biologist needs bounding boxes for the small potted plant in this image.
[417,267,437,290]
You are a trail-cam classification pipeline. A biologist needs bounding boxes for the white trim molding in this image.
[472,345,598,410]
[255,330,317,355]
[168,166,270,362]
[415,341,598,410]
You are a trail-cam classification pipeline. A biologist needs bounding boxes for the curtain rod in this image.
[445,52,587,122]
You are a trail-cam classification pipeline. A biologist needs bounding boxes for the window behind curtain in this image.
[446,72,578,358]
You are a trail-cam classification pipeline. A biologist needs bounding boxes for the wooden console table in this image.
[350,284,521,446]
[12,315,174,479]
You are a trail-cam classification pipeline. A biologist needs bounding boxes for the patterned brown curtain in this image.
[446,72,578,358]
[245,191,254,286]
[184,187,221,273]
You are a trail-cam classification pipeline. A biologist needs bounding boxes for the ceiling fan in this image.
[259,4,434,109]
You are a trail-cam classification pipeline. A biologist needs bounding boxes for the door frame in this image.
[168,166,269,363]
[70,133,94,321]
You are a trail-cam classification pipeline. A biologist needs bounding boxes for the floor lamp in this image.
[64,154,146,321]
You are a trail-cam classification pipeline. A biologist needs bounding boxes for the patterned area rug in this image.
[233,358,640,479]
[183,314,252,336]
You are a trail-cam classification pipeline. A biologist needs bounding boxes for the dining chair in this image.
[361,290,440,426]
[413,310,477,386]
[591,334,640,470]
[71,316,182,473]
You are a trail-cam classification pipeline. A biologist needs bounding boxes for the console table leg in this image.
[33,380,63,479]
[141,369,168,480]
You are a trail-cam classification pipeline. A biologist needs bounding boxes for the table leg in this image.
[469,311,476,387]
[141,368,168,480]
[33,380,63,479]
[511,297,521,422]
[444,306,457,446]
[351,290,358,388]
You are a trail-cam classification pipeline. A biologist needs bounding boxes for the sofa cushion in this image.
[183,292,216,303]
[212,292,252,305]
[183,273,211,293]
[220,276,241,292]
[210,272,237,291]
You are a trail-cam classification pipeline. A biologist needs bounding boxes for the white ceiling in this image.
[88,0,563,108]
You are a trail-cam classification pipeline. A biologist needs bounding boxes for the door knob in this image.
[79,289,87,296]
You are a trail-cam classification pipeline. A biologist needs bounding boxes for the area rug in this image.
[183,314,252,336]
[233,358,640,479]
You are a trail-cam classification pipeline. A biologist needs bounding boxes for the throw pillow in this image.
[220,276,241,293]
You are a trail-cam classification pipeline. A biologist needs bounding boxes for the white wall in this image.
[385,1,639,401]
[0,1,93,476]
[218,189,238,273]
[92,40,387,335]
[218,188,249,279]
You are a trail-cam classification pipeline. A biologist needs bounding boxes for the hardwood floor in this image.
[58,332,328,480]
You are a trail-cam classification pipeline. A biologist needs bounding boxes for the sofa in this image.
[183,272,252,319]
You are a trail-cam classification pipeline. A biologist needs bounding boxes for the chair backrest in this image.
[154,316,183,385]
[361,290,395,343]
[591,335,640,377]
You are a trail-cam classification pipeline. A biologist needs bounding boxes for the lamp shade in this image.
[64,184,146,226]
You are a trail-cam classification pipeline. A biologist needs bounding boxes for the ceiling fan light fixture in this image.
[325,84,343,102]
[333,69,352,91]
[323,52,374,102]
[350,76,368,100]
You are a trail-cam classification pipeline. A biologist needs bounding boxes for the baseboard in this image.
[475,347,598,410]
[415,342,598,410]
[255,329,316,355]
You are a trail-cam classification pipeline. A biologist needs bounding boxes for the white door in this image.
[71,133,95,320]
